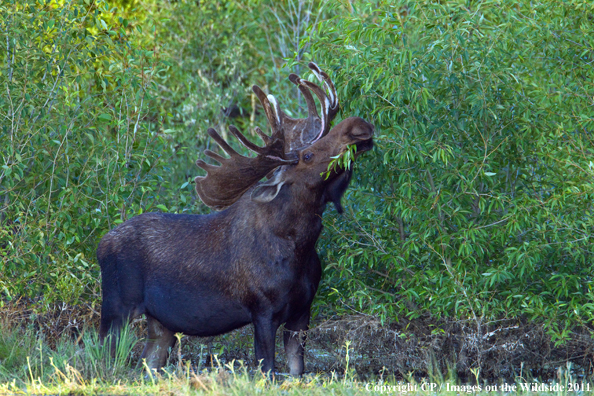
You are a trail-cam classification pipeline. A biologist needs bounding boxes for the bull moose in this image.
[97,63,374,375]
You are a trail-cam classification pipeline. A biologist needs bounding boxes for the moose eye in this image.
[303,152,313,162]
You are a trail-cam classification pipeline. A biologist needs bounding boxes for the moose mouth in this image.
[354,137,374,155]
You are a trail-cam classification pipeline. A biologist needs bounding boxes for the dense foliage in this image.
[2,0,594,343]
[314,0,594,340]
[0,0,168,305]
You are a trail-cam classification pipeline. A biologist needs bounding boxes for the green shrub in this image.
[0,0,166,306]
[313,0,594,337]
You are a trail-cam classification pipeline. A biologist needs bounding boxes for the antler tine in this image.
[195,158,219,173]
[253,83,308,152]
[252,85,282,138]
[229,125,289,160]
[206,128,241,158]
[299,79,330,143]
[289,73,320,119]
[308,62,339,112]
[203,149,227,164]
[254,126,272,146]
[228,125,264,154]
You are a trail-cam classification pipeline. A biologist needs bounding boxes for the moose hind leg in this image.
[99,298,136,356]
[283,310,310,376]
[140,315,176,370]
[99,314,123,356]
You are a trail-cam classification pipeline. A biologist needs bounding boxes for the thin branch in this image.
[6,15,14,82]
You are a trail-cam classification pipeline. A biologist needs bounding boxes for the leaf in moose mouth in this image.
[320,144,358,180]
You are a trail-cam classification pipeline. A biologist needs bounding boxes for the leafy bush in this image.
[313,0,594,337]
[0,0,166,306]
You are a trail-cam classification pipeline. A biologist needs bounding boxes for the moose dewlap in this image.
[97,63,374,375]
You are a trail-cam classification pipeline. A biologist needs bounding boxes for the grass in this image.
[1,322,593,395]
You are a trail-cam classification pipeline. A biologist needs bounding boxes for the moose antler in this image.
[253,62,340,152]
[195,63,340,210]
[288,62,340,144]
[195,125,297,210]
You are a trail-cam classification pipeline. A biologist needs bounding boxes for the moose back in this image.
[97,63,374,375]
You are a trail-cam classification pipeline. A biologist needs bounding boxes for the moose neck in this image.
[227,182,328,245]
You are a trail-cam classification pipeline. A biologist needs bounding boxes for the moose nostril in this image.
[352,126,374,138]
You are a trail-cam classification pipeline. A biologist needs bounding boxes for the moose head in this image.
[194,62,374,212]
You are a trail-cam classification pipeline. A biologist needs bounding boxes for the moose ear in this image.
[323,168,353,214]
[251,172,286,204]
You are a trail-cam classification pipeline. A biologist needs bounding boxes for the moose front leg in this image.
[140,315,176,370]
[283,310,310,376]
[253,315,278,374]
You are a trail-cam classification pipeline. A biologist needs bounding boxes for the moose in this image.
[97,63,374,375]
